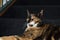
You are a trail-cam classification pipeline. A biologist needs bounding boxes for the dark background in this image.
[0,0,60,36]
[1,0,60,19]
[13,0,60,5]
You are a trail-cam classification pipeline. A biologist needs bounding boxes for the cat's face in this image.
[25,9,44,31]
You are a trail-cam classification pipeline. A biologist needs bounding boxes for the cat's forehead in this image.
[29,13,38,17]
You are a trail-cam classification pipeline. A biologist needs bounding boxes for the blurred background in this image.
[0,0,60,36]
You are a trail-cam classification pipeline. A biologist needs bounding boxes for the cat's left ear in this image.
[38,9,44,16]
[27,9,30,17]
[40,9,44,16]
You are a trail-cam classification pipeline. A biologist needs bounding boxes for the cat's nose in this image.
[29,24,33,27]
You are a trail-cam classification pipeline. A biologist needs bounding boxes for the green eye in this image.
[0,0,15,16]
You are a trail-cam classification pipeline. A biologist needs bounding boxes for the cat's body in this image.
[0,9,60,40]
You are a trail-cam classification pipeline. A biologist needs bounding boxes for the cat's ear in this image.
[40,9,44,16]
[38,9,44,16]
[27,9,30,17]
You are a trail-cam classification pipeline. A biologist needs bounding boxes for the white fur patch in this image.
[25,21,38,31]
[27,21,38,27]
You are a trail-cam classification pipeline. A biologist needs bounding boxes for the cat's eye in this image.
[31,19,34,21]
